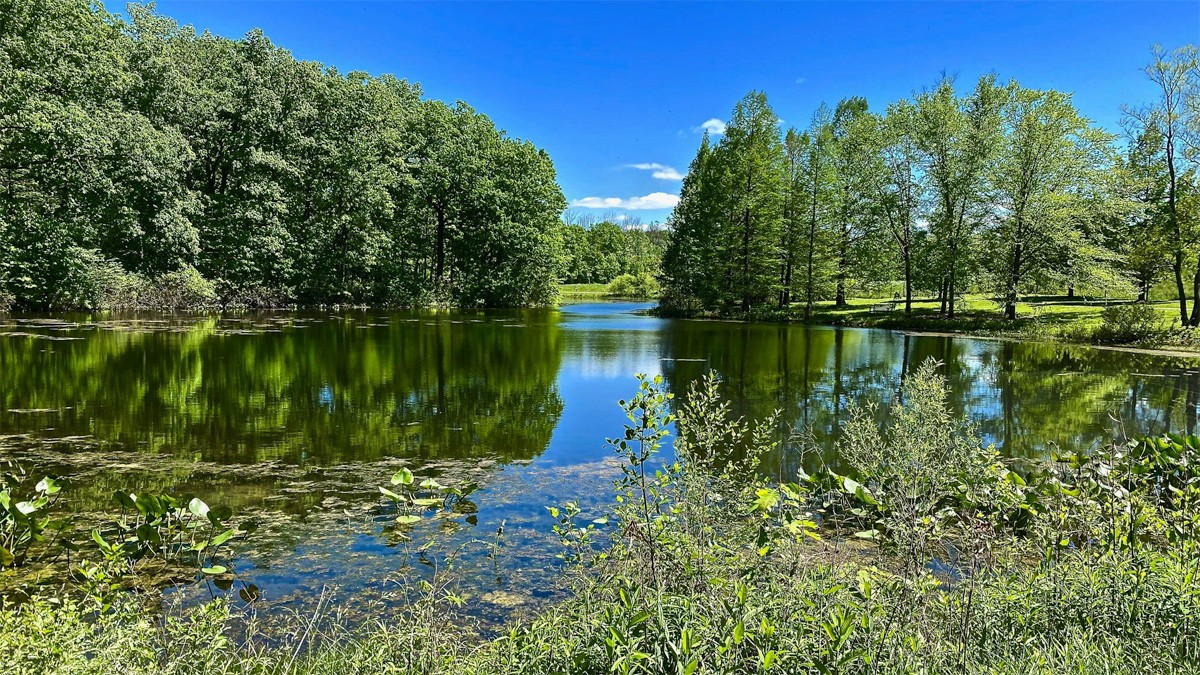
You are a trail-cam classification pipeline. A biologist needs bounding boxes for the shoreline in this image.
[896,329,1200,359]
[645,300,1200,358]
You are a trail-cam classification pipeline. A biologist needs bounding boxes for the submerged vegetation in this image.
[3,364,1199,673]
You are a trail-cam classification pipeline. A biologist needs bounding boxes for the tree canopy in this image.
[0,0,566,310]
[662,49,1200,322]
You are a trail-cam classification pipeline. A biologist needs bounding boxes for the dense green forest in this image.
[557,213,667,286]
[0,0,566,310]
[660,46,1200,323]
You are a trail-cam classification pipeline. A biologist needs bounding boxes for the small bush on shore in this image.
[606,272,660,299]
[1094,303,1169,343]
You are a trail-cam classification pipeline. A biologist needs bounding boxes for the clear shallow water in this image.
[3,302,1200,625]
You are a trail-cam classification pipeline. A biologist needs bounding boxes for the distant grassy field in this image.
[557,283,611,300]
[811,294,1177,328]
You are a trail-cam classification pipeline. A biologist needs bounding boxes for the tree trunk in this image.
[804,164,820,322]
[804,220,816,321]
[1004,224,1023,321]
[903,247,913,315]
[835,188,850,307]
[1167,128,1188,324]
[1190,256,1200,326]
[780,259,792,307]
[947,240,958,319]
[434,204,447,290]
[741,206,751,312]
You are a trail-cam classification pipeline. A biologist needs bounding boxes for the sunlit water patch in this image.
[3,303,1200,627]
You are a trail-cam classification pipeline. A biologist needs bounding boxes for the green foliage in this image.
[0,464,68,568]
[5,369,1200,673]
[558,220,668,285]
[660,58,1199,325]
[828,358,1026,569]
[1095,302,1169,343]
[0,0,564,310]
[606,272,659,299]
[662,92,786,312]
[0,458,254,614]
[92,491,251,578]
[378,466,478,531]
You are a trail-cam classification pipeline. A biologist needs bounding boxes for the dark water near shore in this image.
[3,302,1200,625]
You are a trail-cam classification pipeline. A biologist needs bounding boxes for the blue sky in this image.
[147,1,1199,224]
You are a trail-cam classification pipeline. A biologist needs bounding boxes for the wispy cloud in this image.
[571,192,680,210]
[695,118,726,136]
[795,77,807,85]
[626,162,684,181]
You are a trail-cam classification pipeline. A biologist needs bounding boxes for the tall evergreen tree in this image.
[719,91,786,311]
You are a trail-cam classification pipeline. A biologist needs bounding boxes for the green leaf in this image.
[396,514,421,525]
[36,477,61,495]
[188,498,210,517]
[209,529,236,548]
[113,492,136,510]
[136,523,161,544]
[392,468,414,486]
[208,506,233,526]
[202,565,227,575]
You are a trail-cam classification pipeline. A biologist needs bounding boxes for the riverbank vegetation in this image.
[694,292,1197,349]
[659,45,1200,343]
[0,0,565,310]
[3,364,1199,672]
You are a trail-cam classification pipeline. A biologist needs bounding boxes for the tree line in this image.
[558,212,667,285]
[0,0,565,310]
[661,46,1200,323]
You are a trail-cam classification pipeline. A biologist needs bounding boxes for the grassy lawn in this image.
[662,293,1200,351]
[557,283,611,300]
[810,294,1176,329]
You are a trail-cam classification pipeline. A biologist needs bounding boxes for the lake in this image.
[3,301,1199,626]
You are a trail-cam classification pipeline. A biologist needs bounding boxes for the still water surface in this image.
[3,301,1200,624]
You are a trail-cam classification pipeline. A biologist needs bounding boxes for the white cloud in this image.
[795,77,807,85]
[698,118,726,135]
[571,192,680,210]
[626,162,684,181]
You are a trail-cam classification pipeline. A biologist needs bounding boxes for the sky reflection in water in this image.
[2,302,1199,625]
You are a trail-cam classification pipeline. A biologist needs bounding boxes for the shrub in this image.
[832,358,1025,570]
[64,248,141,310]
[606,272,660,299]
[1095,302,1167,343]
[136,265,220,311]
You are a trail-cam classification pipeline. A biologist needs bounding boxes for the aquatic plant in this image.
[4,368,1200,673]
